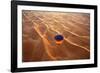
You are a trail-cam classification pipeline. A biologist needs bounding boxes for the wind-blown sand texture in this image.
[22,10,90,62]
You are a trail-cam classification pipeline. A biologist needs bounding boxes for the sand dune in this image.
[22,10,90,62]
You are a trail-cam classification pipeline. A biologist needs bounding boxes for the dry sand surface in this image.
[22,10,90,62]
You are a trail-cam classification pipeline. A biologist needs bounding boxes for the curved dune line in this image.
[42,38,57,60]
[52,28,90,52]
[32,23,57,60]
[53,29,90,52]
[37,17,61,34]
[32,16,61,36]
[36,16,52,29]
[52,13,88,27]
[50,25,90,52]
[49,26,61,34]
[39,14,89,40]
[64,38,90,52]
[48,26,90,52]
[62,25,89,40]
[32,15,63,33]
[34,28,56,60]
[61,24,89,38]
[64,14,89,26]
[24,14,56,60]
[52,18,89,39]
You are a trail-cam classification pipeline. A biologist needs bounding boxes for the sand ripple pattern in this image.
[22,10,90,62]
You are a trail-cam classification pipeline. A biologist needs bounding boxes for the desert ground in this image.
[22,10,90,62]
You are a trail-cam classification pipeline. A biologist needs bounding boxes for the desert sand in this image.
[22,10,90,62]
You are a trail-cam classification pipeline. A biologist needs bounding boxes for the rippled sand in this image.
[22,10,90,62]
